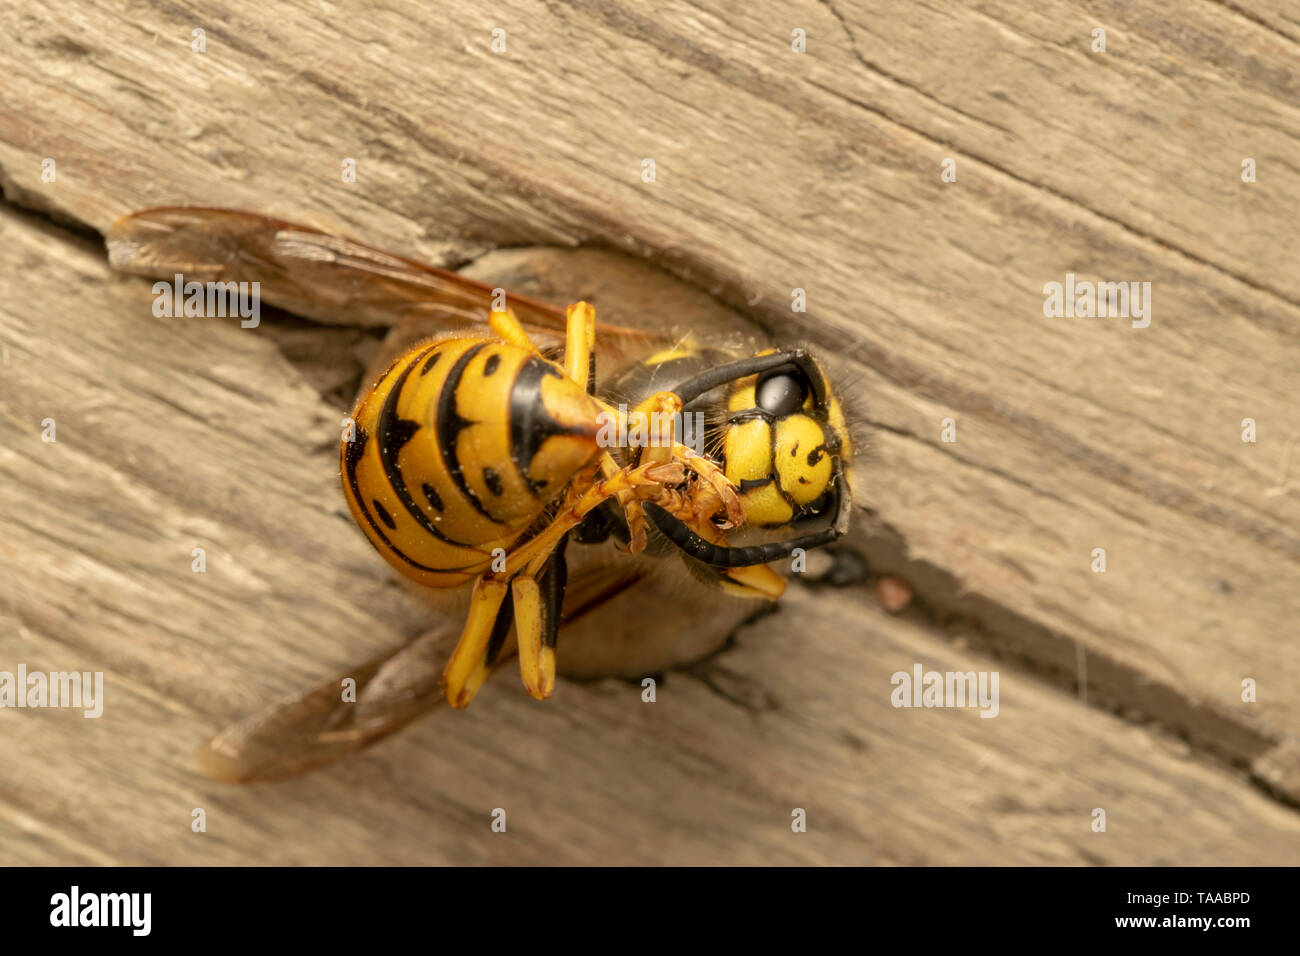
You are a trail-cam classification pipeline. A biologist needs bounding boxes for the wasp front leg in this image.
[560,300,659,554]
[670,445,744,529]
[604,391,688,553]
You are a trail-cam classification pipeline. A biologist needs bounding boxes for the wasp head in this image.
[720,354,853,530]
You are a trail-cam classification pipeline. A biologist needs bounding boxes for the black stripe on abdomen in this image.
[375,344,478,548]
[436,342,501,523]
[343,424,445,574]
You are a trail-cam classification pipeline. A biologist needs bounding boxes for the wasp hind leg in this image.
[487,299,595,383]
[511,538,569,700]
[442,577,517,709]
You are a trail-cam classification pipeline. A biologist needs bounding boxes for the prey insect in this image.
[108,207,855,781]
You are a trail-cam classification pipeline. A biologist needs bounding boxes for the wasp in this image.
[108,207,856,780]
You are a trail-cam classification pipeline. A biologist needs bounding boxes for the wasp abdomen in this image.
[341,337,601,589]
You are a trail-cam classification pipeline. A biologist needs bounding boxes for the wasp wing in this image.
[194,552,654,783]
[106,206,651,345]
[196,537,765,782]
[196,624,470,783]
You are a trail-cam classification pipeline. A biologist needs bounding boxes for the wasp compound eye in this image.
[755,370,807,417]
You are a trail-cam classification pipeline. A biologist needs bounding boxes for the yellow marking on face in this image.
[723,418,792,526]
[727,376,757,413]
[722,419,770,483]
[773,415,833,507]
[739,481,794,526]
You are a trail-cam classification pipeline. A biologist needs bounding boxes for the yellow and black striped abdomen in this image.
[342,336,602,589]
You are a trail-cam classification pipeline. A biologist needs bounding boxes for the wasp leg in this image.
[512,538,569,699]
[493,458,681,586]
[719,558,785,599]
[723,565,785,598]
[443,576,514,709]
[672,509,787,599]
[681,555,787,599]
[604,392,685,552]
[563,300,655,554]
[630,392,682,466]
[563,301,596,389]
[608,396,743,539]
[489,306,540,352]
[670,444,744,529]
[596,452,651,555]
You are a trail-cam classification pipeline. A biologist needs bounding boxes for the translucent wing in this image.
[194,535,772,783]
[194,553,656,783]
[195,625,468,783]
[106,206,651,346]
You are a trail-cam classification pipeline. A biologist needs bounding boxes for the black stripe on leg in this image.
[484,595,516,668]
[538,536,570,649]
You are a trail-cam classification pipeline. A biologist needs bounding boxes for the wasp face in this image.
[721,357,852,529]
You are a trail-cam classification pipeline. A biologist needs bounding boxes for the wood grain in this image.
[1,0,1298,863]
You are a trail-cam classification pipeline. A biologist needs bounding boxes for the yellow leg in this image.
[442,576,510,709]
[595,451,650,554]
[603,392,684,552]
[673,509,787,598]
[722,562,787,599]
[563,301,595,388]
[494,459,683,583]
[444,461,669,708]
[511,573,554,700]
[672,444,744,528]
[513,541,564,700]
[561,302,655,553]
[631,392,682,465]
[489,307,538,352]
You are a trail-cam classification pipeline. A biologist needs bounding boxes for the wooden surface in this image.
[2,0,1299,864]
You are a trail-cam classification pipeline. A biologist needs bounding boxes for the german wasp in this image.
[108,208,855,780]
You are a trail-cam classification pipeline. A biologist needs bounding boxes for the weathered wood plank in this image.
[1,0,1298,860]
[4,200,1299,864]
